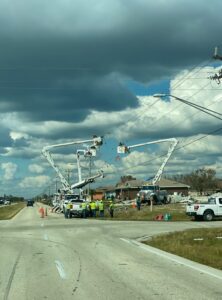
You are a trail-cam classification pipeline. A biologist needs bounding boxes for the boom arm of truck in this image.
[75,148,104,191]
[71,170,104,189]
[42,136,103,193]
[117,138,178,184]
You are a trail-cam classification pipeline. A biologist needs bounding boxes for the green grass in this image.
[0,202,26,220]
[102,203,190,221]
[145,228,222,270]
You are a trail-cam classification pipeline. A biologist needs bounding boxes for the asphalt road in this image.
[0,204,222,300]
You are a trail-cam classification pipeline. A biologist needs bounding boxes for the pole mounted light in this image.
[153,93,222,121]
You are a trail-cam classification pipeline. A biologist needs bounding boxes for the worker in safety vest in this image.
[98,200,104,217]
[136,195,141,211]
[109,202,114,218]
[81,201,87,218]
[65,202,72,218]
[90,201,96,217]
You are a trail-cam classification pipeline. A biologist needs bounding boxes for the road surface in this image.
[0,204,222,300]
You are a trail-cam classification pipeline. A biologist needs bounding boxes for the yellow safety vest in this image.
[82,202,86,209]
[99,202,104,210]
[67,203,73,209]
[90,202,96,210]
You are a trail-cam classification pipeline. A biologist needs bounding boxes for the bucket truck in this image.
[117,138,178,204]
[42,136,104,210]
[67,147,104,217]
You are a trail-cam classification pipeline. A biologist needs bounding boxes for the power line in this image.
[106,124,222,177]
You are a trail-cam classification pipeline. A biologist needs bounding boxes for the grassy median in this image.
[144,227,222,270]
[103,203,191,221]
[0,202,26,220]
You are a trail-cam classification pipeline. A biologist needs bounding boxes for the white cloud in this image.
[19,175,50,188]
[28,164,44,174]
[10,131,29,141]
[1,162,17,180]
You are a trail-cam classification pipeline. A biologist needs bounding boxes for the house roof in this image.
[156,178,190,188]
[94,186,116,193]
[115,178,190,189]
[115,179,145,189]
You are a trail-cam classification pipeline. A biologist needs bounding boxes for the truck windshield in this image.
[208,198,216,204]
[66,194,79,200]
[141,186,156,191]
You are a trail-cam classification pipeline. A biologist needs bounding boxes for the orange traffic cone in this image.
[40,207,44,218]
[155,214,163,221]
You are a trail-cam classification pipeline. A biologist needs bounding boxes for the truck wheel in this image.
[167,196,172,204]
[203,210,214,221]
[163,196,167,204]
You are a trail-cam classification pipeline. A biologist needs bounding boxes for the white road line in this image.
[55,260,67,279]
[44,233,48,241]
[120,238,222,281]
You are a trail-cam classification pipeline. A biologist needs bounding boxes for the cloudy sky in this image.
[0,0,222,198]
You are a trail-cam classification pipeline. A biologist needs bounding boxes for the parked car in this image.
[0,199,4,205]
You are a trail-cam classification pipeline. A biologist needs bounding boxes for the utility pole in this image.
[213,46,222,60]
[65,169,72,185]
[88,155,92,199]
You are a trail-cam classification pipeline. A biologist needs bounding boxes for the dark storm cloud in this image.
[0,0,222,123]
[0,125,11,148]
[0,71,137,121]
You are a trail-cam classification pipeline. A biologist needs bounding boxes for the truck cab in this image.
[186,193,222,221]
[139,185,168,205]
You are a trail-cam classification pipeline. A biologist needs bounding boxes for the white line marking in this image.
[120,238,222,281]
[55,260,67,279]
[44,233,48,241]
[120,238,132,244]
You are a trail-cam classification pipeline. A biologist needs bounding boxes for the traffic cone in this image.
[132,202,136,208]
[40,207,44,218]
[155,214,163,221]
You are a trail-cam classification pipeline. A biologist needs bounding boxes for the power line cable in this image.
[105,124,222,177]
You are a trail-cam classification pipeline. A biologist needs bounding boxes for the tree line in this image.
[167,168,221,194]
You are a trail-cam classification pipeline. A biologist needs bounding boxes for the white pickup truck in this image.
[186,193,222,221]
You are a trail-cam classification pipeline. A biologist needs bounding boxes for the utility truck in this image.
[186,193,222,221]
[117,138,178,205]
[42,136,104,213]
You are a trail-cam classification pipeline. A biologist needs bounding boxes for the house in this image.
[115,179,145,200]
[155,178,190,196]
[115,178,190,200]
[92,186,116,200]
